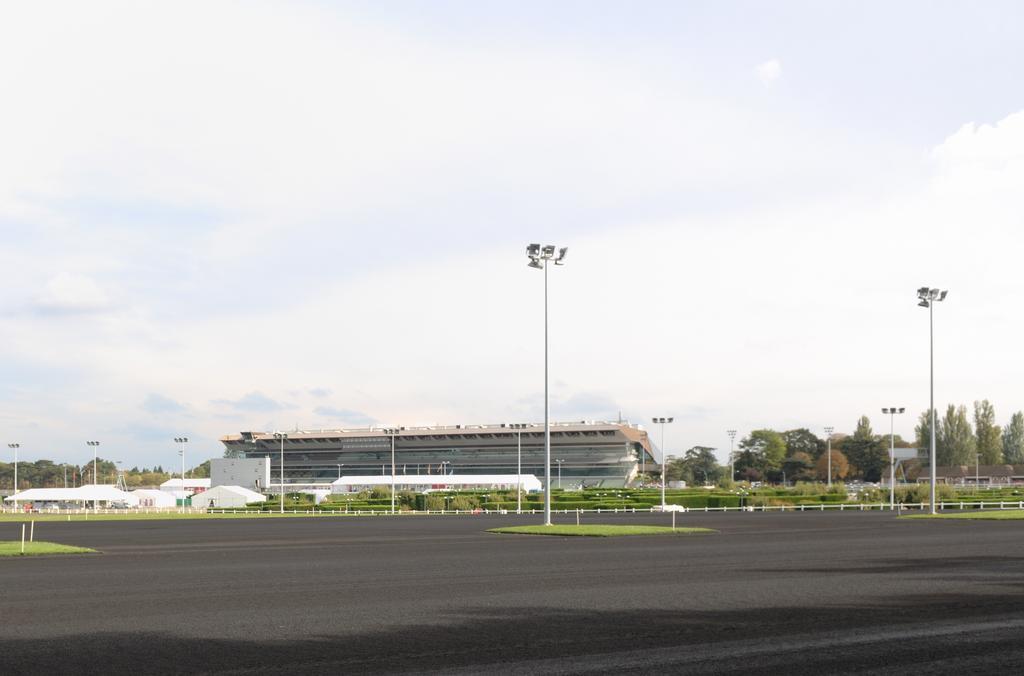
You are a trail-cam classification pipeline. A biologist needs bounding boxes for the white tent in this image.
[191,485,266,509]
[131,489,177,508]
[159,478,211,493]
[331,473,543,493]
[5,484,138,506]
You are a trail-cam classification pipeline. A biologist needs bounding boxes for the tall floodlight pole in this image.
[382,428,399,514]
[86,441,100,509]
[86,441,100,486]
[823,427,834,487]
[727,430,737,481]
[882,408,905,510]
[174,437,189,494]
[526,243,568,526]
[510,423,526,514]
[8,443,19,510]
[918,287,948,514]
[273,432,287,514]
[652,417,674,511]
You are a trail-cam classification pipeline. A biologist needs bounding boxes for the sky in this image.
[2,1,1024,469]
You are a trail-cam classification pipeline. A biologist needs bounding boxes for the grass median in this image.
[488,524,715,537]
[902,510,1024,521]
[0,541,96,557]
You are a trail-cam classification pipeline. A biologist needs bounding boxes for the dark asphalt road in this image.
[2,510,1024,674]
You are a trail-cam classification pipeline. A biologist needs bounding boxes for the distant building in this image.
[211,457,271,492]
[927,464,1024,486]
[221,421,655,489]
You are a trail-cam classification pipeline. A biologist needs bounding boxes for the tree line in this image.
[914,400,1024,466]
[0,458,211,491]
[663,399,1024,486]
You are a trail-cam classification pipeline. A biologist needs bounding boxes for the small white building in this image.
[191,485,266,509]
[159,478,211,495]
[331,473,543,494]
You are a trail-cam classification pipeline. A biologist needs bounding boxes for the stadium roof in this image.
[223,420,651,445]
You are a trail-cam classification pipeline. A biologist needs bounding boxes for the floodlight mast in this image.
[881,408,905,510]
[727,430,737,481]
[273,432,287,514]
[823,427,834,487]
[918,287,947,514]
[652,417,674,511]
[8,443,19,511]
[526,243,568,526]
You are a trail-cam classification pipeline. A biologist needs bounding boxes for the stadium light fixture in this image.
[509,423,528,514]
[917,286,948,514]
[86,441,100,487]
[652,417,674,512]
[8,443,19,510]
[727,430,737,482]
[823,427,834,488]
[174,437,189,495]
[881,408,905,510]
[273,432,288,514]
[382,427,401,514]
[525,242,569,526]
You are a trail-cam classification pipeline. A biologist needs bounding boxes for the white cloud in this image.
[755,58,783,87]
[34,272,110,314]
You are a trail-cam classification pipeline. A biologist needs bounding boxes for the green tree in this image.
[939,404,975,466]
[1003,412,1024,464]
[781,452,815,483]
[852,415,874,442]
[915,409,936,456]
[738,430,787,474]
[974,400,1003,464]
[781,429,824,459]
[681,446,720,485]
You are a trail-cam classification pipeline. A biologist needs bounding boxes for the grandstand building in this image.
[220,421,656,489]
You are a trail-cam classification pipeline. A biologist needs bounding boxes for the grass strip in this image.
[902,510,1024,521]
[0,541,96,557]
[488,524,715,537]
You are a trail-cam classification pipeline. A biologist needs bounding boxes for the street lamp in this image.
[727,430,737,482]
[273,432,287,514]
[823,427,834,488]
[509,423,527,514]
[174,437,188,494]
[382,428,400,514]
[652,417,674,511]
[526,242,568,526]
[918,286,948,514]
[7,443,19,511]
[881,408,905,510]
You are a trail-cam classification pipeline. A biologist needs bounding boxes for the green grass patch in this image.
[0,541,96,556]
[902,510,1024,521]
[488,524,715,537]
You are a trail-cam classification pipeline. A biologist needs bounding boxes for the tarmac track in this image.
[2,510,1024,674]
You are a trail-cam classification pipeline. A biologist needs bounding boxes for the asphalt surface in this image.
[2,510,1024,674]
